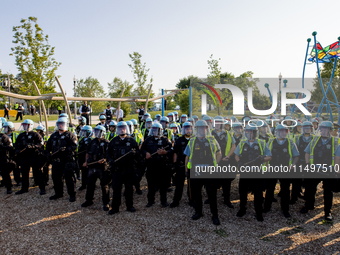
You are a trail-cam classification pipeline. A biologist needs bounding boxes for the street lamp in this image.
[73,76,77,119]
[278,72,282,114]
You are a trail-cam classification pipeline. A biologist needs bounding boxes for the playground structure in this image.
[261,32,340,122]
[0,77,178,133]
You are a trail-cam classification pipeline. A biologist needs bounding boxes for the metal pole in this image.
[161,89,164,116]
[7,74,10,109]
[74,77,77,119]
[189,86,192,117]
[55,76,73,125]
[32,81,49,134]
[144,84,153,112]
[278,73,282,115]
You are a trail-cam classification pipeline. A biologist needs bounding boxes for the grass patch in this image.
[214,228,227,237]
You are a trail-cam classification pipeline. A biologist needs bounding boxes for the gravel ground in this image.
[0,173,339,255]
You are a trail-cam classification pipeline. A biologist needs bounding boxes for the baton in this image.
[14,147,27,157]
[243,155,263,166]
[50,147,66,157]
[114,148,136,163]
[148,145,170,158]
[87,158,106,166]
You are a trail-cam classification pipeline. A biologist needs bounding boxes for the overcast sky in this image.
[0,0,338,98]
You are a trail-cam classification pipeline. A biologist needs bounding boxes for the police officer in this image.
[192,115,199,124]
[36,124,50,186]
[105,104,113,122]
[173,111,180,123]
[179,114,188,128]
[212,117,236,208]
[170,123,180,141]
[77,126,93,191]
[140,112,151,130]
[292,121,315,204]
[0,131,13,194]
[302,121,337,221]
[79,101,91,125]
[46,117,77,202]
[141,123,172,207]
[126,120,144,194]
[59,113,76,134]
[160,116,173,141]
[81,125,111,211]
[141,117,153,139]
[130,119,141,138]
[170,122,193,208]
[234,124,272,221]
[76,116,86,137]
[2,122,21,185]
[265,124,299,218]
[107,121,139,214]
[14,119,45,195]
[154,114,161,123]
[97,115,109,132]
[106,120,117,141]
[185,120,222,225]
[257,120,273,143]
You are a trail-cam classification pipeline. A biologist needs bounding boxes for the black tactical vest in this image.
[270,139,290,166]
[313,138,333,165]
[191,138,214,166]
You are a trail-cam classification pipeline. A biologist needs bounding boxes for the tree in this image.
[108,77,133,117]
[207,54,222,112]
[10,17,61,100]
[75,77,106,113]
[128,52,154,110]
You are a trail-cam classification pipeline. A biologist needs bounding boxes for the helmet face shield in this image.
[79,130,88,138]
[146,121,153,129]
[302,125,313,134]
[319,126,331,137]
[150,127,161,137]
[171,126,178,134]
[156,116,161,121]
[168,116,173,122]
[259,126,270,136]
[196,126,208,137]
[182,126,193,136]
[94,129,104,138]
[160,121,167,129]
[56,121,67,131]
[245,130,256,140]
[276,129,288,139]
[181,117,187,123]
[117,125,129,136]
[22,123,31,132]
[214,120,224,131]
[233,126,243,135]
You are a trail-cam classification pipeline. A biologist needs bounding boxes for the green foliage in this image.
[128,52,154,109]
[108,77,134,117]
[10,16,61,109]
[75,77,106,113]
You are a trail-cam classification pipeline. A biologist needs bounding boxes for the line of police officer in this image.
[0,113,339,226]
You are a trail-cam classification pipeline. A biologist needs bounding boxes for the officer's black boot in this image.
[49,194,63,200]
[212,215,220,225]
[81,200,94,207]
[236,208,246,217]
[191,212,203,220]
